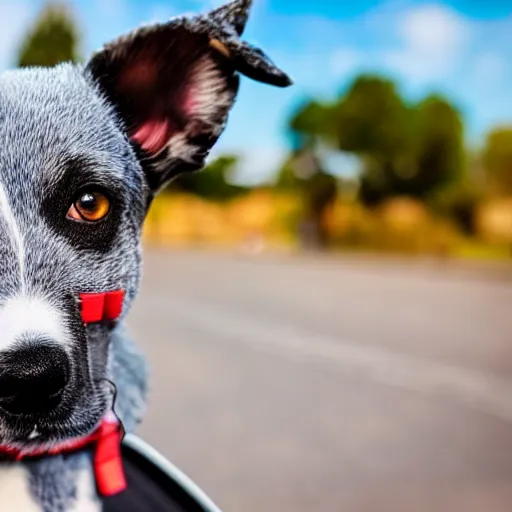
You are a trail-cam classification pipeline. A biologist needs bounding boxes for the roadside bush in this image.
[143,191,301,250]
[327,197,460,255]
[475,198,512,246]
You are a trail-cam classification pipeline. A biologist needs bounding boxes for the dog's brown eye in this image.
[67,191,110,222]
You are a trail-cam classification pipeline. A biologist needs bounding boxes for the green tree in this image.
[284,74,467,244]
[410,95,464,196]
[276,147,337,249]
[327,75,414,205]
[285,98,340,248]
[334,75,412,160]
[171,154,248,201]
[360,94,465,203]
[291,75,466,206]
[275,154,298,191]
[288,100,333,149]
[333,77,465,204]
[17,2,81,68]
[482,127,512,195]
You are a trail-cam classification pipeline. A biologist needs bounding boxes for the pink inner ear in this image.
[184,89,197,115]
[132,119,170,155]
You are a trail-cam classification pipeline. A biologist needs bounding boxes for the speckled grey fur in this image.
[26,328,148,512]
[0,0,290,510]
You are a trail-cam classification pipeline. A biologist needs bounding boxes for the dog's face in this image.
[0,0,290,449]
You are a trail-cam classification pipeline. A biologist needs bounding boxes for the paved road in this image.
[128,249,512,512]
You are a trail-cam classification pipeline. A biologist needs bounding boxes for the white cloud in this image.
[283,2,481,94]
[400,4,469,55]
[382,4,471,82]
[0,1,34,71]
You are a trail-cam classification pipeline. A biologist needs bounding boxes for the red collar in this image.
[0,412,127,497]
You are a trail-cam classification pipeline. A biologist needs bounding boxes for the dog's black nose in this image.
[0,343,70,415]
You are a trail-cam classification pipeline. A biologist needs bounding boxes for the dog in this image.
[0,0,291,510]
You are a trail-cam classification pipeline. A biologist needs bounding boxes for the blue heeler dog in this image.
[0,0,291,510]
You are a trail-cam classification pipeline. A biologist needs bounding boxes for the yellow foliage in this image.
[476,198,512,243]
[378,197,430,232]
[327,197,458,255]
[227,190,275,231]
[142,191,301,250]
[142,192,507,260]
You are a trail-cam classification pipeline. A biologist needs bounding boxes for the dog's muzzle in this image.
[0,290,128,497]
[0,290,125,417]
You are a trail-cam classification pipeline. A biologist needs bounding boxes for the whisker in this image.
[95,378,126,440]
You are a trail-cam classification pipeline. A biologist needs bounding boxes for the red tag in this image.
[104,290,125,321]
[94,421,127,496]
[80,290,124,324]
[80,293,105,324]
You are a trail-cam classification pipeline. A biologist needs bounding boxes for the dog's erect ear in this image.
[85,0,292,193]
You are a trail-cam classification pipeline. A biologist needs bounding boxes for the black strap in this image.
[103,442,211,512]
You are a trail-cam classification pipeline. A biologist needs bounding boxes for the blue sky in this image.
[0,0,510,182]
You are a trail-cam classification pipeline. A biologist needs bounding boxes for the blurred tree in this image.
[286,101,339,249]
[288,100,334,150]
[334,75,412,160]
[430,181,482,235]
[333,78,464,205]
[171,154,248,201]
[319,75,414,205]
[275,154,298,191]
[409,95,464,196]
[287,76,465,207]
[482,127,512,195]
[276,148,337,249]
[17,2,81,68]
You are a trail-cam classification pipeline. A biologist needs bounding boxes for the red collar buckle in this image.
[80,290,125,324]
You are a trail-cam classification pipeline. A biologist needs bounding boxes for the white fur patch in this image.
[0,182,26,292]
[0,464,40,511]
[163,55,232,173]
[69,466,102,512]
[0,296,68,351]
[0,464,101,512]
[189,55,230,118]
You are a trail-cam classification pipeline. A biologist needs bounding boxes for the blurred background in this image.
[4,0,512,510]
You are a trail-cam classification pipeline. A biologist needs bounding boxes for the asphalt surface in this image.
[128,249,512,512]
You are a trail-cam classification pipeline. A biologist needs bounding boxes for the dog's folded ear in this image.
[85,0,292,193]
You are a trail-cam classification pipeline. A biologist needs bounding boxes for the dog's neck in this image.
[106,324,149,432]
[0,325,148,512]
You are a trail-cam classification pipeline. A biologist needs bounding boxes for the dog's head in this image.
[0,0,290,448]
